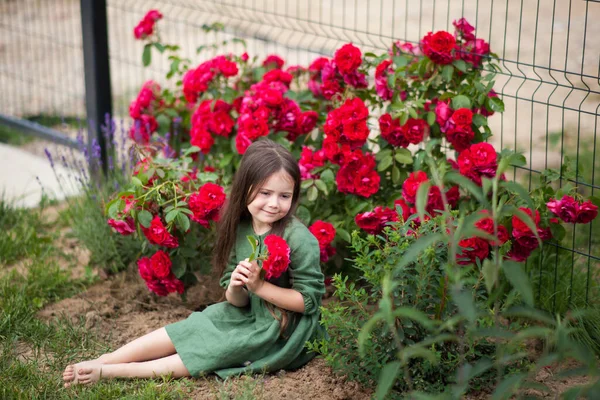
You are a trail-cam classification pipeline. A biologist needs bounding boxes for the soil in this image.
[37,258,595,399]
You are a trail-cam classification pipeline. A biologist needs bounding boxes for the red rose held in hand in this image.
[262,235,291,280]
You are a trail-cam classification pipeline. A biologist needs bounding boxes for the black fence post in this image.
[80,0,112,176]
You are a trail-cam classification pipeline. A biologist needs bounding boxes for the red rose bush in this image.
[114,11,598,297]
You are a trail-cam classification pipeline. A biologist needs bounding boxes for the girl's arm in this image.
[238,259,305,313]
[254,282,305,313]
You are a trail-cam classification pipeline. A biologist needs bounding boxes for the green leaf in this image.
[452,59,468,73]
[394,149,413,164]
[441,65,454,82]
[488,96,505,112]
[453,289,478,324]
[393,55,410,68]
[482,259,497,294]
[393,307,435,330]
[500,181,534,214]
[295,205,311,225]
[142,44,152,67]
[176,213,190,232]
[156,168,165,179]
[392,165,401,184]
[314,179,328,195]
[491,373,526,400]
[398,346,439,366]
[307,186,318,202]
[246,236,258,262]
[165,209,179,223]
[472,113,488,127]
[301,179,314,190]
[377,154,394,171]
[375,148,393,161]
[138,210,153,228]
[502,261,534,306]
[337,228,351,243]
[445,172,484,204]
[415,181,431,222]
[153,42,166,53]
[320,169,335,185]
[395,233,443,270]
[550,223,566,241]
[358,311,384,357]
[132,177,143,187]
[503,305,556,325]
[451,95,472,110]
[219,152,234,168]
[171,258,186,278]
[375,361,401,400]
[426,111,436,126]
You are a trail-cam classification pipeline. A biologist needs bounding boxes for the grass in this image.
[0,198,266,399]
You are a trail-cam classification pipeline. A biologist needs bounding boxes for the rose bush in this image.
[113,12,597,302]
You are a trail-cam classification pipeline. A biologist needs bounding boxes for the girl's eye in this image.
[260,191,269,195]
[281,194,291,199]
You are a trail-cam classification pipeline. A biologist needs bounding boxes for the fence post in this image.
[80,0,112,175]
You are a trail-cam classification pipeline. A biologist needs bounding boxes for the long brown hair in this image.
[213,139,301,334]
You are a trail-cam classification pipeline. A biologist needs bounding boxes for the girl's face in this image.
[247,169,295,232]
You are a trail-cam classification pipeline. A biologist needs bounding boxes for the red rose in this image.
[262,54,285,69]
[445,125,474,152]
[190,128,215,154]
[309,221,336,247]
[402,171,429,204]
[150,250,172,279]
[449,108,473,127]
[576,200,598,224]
[446,186,460,209]
[421,31,456,65]
[508,236,539,262]
[457,237,490,265]
[188,183,226,228]
[475,213,509,245]
[142,216,179,248]
[459,39,491,67]
[355,211,381,234]
[262,235,291,280]
[129,114,158,144]
[108,217,136,236]
[435,100,453,129]
[512,208,540,239]
[145,279,169,296]
[453,18,476,41]
[546,196,578,223]
[137,257,154,281]
[235,131,253,155]
[404,118,428,144]
[162,275,185,294]
[334,43,362,75]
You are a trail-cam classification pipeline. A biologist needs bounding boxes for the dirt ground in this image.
[35,220,594,400]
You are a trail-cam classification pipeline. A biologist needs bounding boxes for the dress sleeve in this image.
[219,247,238,289]
[287,224,325,315]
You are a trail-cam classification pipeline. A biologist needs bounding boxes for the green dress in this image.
[165,217,326,379]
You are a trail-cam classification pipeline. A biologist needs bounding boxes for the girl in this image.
[63,139,325,386]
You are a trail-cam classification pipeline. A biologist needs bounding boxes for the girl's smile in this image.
[247,169,295,234]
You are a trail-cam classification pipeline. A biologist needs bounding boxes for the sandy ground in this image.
[1,0,599,172]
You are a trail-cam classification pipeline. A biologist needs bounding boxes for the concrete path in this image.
[0,143,79,208]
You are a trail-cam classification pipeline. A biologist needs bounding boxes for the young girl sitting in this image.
[63,139,325,386]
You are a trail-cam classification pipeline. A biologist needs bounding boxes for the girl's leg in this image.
[97,327,176,364]
[75,354,190,385]
[63,327,177,386]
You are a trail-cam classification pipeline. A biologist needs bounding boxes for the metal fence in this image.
[1,0,599,312]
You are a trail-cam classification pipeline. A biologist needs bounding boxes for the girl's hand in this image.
[238,258,264,293]
[228,262,250,291]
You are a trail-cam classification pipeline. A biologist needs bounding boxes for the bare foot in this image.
[62,365,76,388]
[76,362,103,385]
[63,359,103,387]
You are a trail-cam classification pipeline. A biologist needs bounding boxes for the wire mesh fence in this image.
[1,0,599,312]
